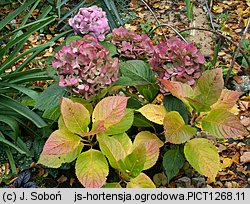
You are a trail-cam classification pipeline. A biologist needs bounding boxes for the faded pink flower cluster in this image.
[68,6,110,41]
[52,35,119,99]
[150,37,205,87]
[111,27,154,59]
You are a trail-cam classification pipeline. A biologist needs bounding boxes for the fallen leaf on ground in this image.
[240,152,250,163]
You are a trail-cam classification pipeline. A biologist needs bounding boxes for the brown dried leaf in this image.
[57,175,67,184]
[70,178,75,186]
[240,152,250,163]
[232,152,240,164]
[240,117,250,127]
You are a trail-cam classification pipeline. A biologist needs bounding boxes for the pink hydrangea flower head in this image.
[68,6,110,41]
[149,37,205,92]
[52,35,119,99]
[111,27,154,59]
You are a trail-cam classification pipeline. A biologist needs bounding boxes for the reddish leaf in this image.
[211,89,243,110]
[38,145,83,168]
[202,109,248,138]
[42,130,82,155]
[92,96,129,129]
[160,79,194,100]
[81,121,106,137]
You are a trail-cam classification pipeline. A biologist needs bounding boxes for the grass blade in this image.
[0,0,37,31]
[0,16,56,62]
[0,82,39,100]
[0,94,47,128]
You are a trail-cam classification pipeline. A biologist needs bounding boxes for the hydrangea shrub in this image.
[52,35,119,99]
[111,27,154,59]
[68,6,110,41]
[150,37,205,91]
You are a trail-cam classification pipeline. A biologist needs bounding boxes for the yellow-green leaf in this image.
[58,116,67,130]
[194,68,224,107]
[75,149,109,188]
[92,96,128,129]
[104,109,134,135]
[202,109,248,138]
[112,133,133,155]
[133,131,164,148]
[137,104,167,125]
[126,173,156,188]
[133,131,163,170]
[97,134,128,169]
[61,97,90,134]
[163,111,196,144]
[184,138,220,181]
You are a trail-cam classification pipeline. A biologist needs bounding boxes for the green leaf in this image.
[104,109,134,135]
[97,133,127,169]
[119,60,159,102]
[114,77,141,86]
[35,84,66,111]
[202,109,247,138]
[211,89,243,110]
[123,145,146,178]
[40,130,82,155]
[61,97,90,134]
[42,105,61,121]
[100,41,118,57]
[163,95,190,124]
[185,97,211,113]
[136,84,159,103]
[66,35,82,46]
[133,131,163,170]
[119,60,156,83]
[92,96,128,129]
[126,173,156,188]
[75,149,109,188]
[38,144,83,168]
[137,104,167,125]
[184,138,220,181]
[163,111,196,144]
[163,146,185,181]
[127,97,142,109]
[133,113,155,130]
[0,94,47,128]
